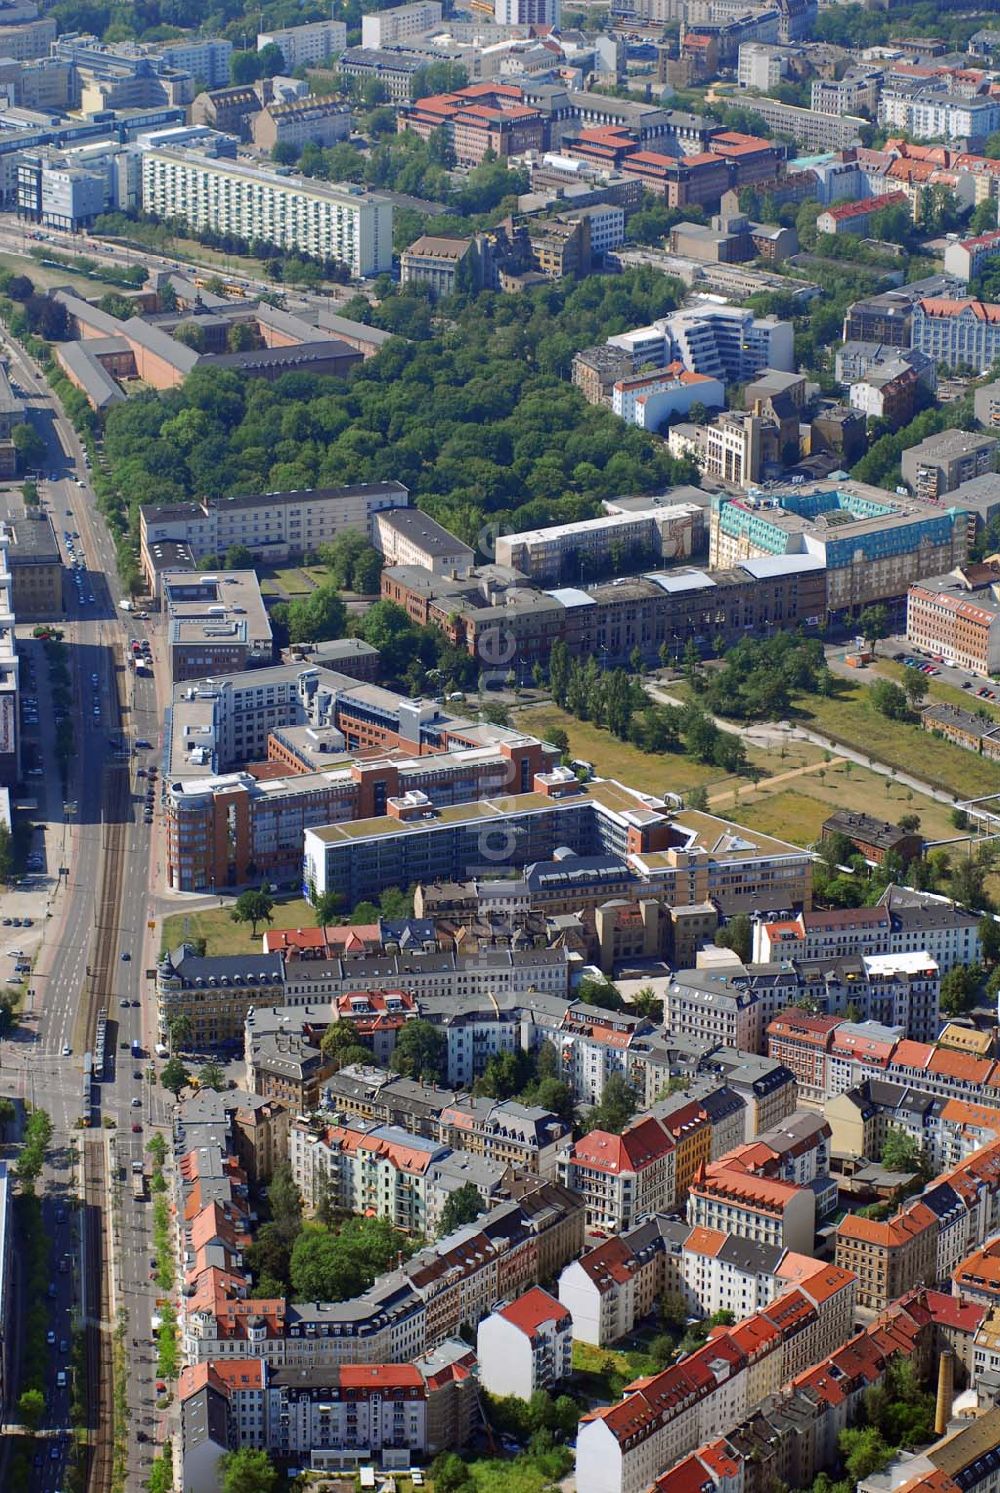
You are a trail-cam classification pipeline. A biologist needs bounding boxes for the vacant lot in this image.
[160,896,315,957]
[791,679,1000,800]
[513,703,821,800]
[730,759,962,849]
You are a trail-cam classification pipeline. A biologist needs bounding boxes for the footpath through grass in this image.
[790,676,1000,799]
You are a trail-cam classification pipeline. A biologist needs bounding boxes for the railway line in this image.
[76,637,131,1493]
[82,1135,114,1493]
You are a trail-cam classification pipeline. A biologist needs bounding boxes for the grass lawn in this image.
[0,251,106,298]
[730,760,962,849]
[791,679,1000,799]
[512,703,819,800]
[160,896,316,956]
[259,566,314,596]
[571,1338,656,1403]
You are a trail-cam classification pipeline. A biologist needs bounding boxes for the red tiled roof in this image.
[497,1286,569,1336]
[919,297,1000,322]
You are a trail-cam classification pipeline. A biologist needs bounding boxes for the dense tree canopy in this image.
[100,270,696,550]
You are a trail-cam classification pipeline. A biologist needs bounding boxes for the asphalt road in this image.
[0,331,169,1487]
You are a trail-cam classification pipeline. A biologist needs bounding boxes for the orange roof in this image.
[919,297,1000,322]
[571,1116,674,1174]
[340,1365,423,1389]
[497,1286,570,1337]
[927,1047,996,1084]
[683,1226,726,1258]
[891,1039,933,1071]
[797,1263,856,1306]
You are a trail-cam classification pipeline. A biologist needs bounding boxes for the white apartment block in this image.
[608,307,793,385]
[495,0,560,24]
[496,503,701,584]
[738,43,789,93]
[140,146,392,276]
[140,481,409,577]
[612,369,724,429]
[665,970,763,1053]
[257,19,348,69]
[477,1289,572,1401]
[155,37,232,87]
[878,88,1000,144]
[362,2,443,49]
[811,70,881,118]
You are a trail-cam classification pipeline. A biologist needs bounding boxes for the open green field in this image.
[0,251,107,298]
[513,703,823,799]
[791,678,1000,799]
[160,896,315,957]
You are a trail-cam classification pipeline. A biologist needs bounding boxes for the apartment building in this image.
[878,88,1000,147]
[901,430,998,501]
[686,1160,815,1253]
[373,508,474,577]
[665,968,763,1053]
[495,503,703,585]
[162,569,272,682]
[911,296,1000,372]
[835,1203,938,1311]
[558,1217,691,1347]
[816,191,909,237]
[400,234,478,299]
[944,228,1000,282]
[575,1271,855,1493]
[256,19,348,68]
[437,1097,571,1177]
[811,69,882,118]
[753,888,982,973]
[362,2,443,48]
[606,304,793,383]
[907,567,1000,677]
[558,1116,677,1232]
[477,1289,572,1401]
[288,1116,508,1238]
[710,481,970,611]
[251,96,352,153]
[140,144,392,276]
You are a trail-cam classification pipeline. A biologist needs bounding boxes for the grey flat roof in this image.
[379,507,473,557]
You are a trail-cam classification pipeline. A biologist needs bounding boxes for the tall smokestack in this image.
[935,1348,955,1436]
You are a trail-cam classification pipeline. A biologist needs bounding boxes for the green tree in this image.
[686,785,709,810]
[147,1133,168,1167]
[197,1061,227,1092]
[0,1096,14,1138]
[320,1020,372,1072]
[390,1019,447,1083]
[221,1447,279,1493]
[160,1055,190,1098]
[939,963,984,1017]
[431,1452,473,1493]
[714,913,752,963]
[0,820,13,885]
[880,1126,924,1174]
[585,1075,637,1136]
[980,914,1000,965]
[167,1012,193,1054]
[223,543,254,568]
[311,888,343,926]
[285,583,347,644]
[11,423,45,473]
[439,1181,485,1236]
[230,887,275,938]
[839,1426,892,1483]
[268,1161,304,1246]
[870,679,910,721]
[18,1387,44,1429]
[902,670,929,709]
